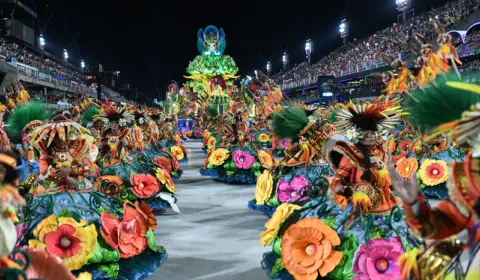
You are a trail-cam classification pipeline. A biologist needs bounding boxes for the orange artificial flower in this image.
[97,175,124,197]
[100,202,149,258]
[281,218,343,280]
[395,157,418,178]
[258,150,275,168]
[130,174,161,198]
[153,156,172,172]
[171,155,180,171]
[207,136,216,150]
[388,138,396,153]
[139,201,158,231]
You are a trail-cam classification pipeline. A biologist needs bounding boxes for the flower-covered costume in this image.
[18,114,168,279]
[249,106,335,216]
[259,99,418,280]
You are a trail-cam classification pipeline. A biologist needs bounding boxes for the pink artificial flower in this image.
[194,129,203,137]
[353,237,403,280]
[278,138,291,149]
[276,175,311,204]
[232,150,255,169]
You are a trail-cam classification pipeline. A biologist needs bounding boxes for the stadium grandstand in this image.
[0,0,142,108]
[270,0,480,105]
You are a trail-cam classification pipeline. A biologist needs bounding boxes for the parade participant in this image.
[328,97,406,213]
[0,103,12,152]
[389,73,480,279]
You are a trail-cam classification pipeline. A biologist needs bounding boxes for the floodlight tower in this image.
[396,0,412,23]
[63,49,69,62]
[282,52,288,70]
[39,34,45,50]
[305,39,312,64]
[266,61,271,75]
[339,20,348,45]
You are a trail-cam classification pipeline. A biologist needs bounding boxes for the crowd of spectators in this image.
[273,0,480,90]
[0,37,84,83]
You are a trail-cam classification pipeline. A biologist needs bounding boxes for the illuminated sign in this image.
[322,92,333,97]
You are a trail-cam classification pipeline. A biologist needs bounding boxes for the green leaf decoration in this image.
[254,170,261,177]
[87,237,120,264]
[186,55,239,78]
[327,234,358,280]
[171,171,178,177]
[207,163,214,169]
[226,170,236,176]
[324,216,337,229]
[266,195,280,207]
[70,211,83,223]
[146,229,166,253]
[369,226,384,239]
[58,209,71,218]
[273,238,282,256]
[97,263,119,279]
[252,162,262,170]
[270,257,285,278]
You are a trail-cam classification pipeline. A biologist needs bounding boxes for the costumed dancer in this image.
[390,72,480,280]
[260,98,420,280]
[249,105,335,216]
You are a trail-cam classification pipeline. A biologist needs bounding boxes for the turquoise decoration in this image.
[197,25,226,55]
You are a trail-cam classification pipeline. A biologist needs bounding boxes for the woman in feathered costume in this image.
[390,72,480,280]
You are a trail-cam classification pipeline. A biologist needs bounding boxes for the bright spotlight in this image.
[63,49,69,62]
[39,34,45,50]
[81,59,85,69]
[266,62,271,71]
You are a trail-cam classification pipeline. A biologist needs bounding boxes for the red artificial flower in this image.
[44,224,81,258]
[153,156,172,172]
[130,174,161,198]
[398,140,412,155]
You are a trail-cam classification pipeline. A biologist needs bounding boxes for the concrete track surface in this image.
[151,139,269,280]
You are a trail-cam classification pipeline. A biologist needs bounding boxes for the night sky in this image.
[30,0,451,100]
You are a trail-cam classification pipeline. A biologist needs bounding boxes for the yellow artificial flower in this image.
[154,167,175,192]
[255,170,274,205]
[29,215,97,271]
[208,148,230,166]
[170,145,185,160]
[202,130,211,139]
[258,150,275,168]
[207,136,216,150]
[77,272,93,280]
[418,159,448,186]
[260,203,301,246]
[258,133,271,143]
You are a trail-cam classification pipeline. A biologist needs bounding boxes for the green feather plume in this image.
[272,106,309,141]
[5,102,52,143]
[81,106,100,127]
[207,105,219,118]
[328,109,338,123]
[406,72,480,132]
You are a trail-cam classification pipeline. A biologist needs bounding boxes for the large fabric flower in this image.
[398,140,412,155]
[28,216,97,271]
[170,145,185,160]
[154,167,175,192]
[153,156,172,172]
[279,138,292,149]
[255,170,274,205]
[232,150,255,169]
[395,157,418,178]
[194,129,203,138]
[418,159,448,186]
[258,150,275,168]
[276,175,311,204]
[260,203,301,246]
[100,201,149,258]
[208,148,230,166]
[207,136,216,150]
[281,218,343,280]
[258,133,271,143]
[202,130,211,139]
[353,237,403,280]
[130,174,161,198]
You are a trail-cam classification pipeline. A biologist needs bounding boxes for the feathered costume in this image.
[397,71,480,280]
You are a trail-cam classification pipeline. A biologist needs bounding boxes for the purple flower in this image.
[194,129,202,137]
[353,237,403,280]
[232,150,255,169]
[15,223,27,246]
[278,138,291,149]
[276,175,311,204]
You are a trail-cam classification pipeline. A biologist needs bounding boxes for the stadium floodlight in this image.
[39,34,45,50]
[305,39,312,63]
[266,62,271,71]
[81,60,85,69]
[339,20,348,44]
[395,0,410,11]
[63,49,69,62]
[282,52,288,70]
[254,70,258,78]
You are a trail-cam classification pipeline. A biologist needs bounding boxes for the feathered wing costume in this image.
[399,72,480,280]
